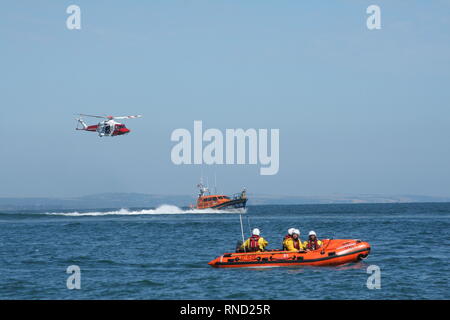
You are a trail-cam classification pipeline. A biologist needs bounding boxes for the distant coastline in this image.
[1,192,450,212]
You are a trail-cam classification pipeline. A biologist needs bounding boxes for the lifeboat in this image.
[192,182,247,210]
[208,239,370,268]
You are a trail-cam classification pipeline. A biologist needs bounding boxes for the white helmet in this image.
[288,228,295,235]
[309,230,317,236]
[252,228,260,236]
[293,229,300,236]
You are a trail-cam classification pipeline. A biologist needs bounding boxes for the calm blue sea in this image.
[0,203,449,300]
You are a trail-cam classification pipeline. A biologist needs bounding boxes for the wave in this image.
[45,204,247,217]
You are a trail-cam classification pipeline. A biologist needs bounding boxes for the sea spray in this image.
[45,205,247,216]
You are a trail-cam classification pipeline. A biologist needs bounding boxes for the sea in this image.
[0,203,449,300]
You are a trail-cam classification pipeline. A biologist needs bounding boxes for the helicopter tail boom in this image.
[76,118,88,130]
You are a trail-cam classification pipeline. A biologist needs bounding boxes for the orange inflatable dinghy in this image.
[208,239,370,268]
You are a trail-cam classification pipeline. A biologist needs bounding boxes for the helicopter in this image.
[75,114,142,137]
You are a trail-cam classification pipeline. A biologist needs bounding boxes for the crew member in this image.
[241,228,268,252]
[284,229,305,251]
[304,231,323,251]
[282,227,295,250]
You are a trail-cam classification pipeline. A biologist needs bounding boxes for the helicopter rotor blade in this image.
[110,115,143,120]
[78,114,107,119]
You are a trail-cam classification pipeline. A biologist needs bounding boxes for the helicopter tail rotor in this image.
[75,117,88,130]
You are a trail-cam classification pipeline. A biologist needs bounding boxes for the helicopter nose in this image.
[119,128,130,134]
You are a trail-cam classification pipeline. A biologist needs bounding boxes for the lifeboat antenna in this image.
[239,214,246,252]
[214,173,217,194]
[247,216,252,235]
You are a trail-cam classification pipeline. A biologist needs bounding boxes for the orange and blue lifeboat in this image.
[195,194,247,210]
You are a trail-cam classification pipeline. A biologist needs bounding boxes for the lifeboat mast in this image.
[197,176,210,198]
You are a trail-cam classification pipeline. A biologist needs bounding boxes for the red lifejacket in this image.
[249,235,261,251]
[306,239,320,250]
[293,239,300,250]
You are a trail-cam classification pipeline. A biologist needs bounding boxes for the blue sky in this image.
[1,0,450,197]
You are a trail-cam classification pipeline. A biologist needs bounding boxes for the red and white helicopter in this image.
[76,114,142,137]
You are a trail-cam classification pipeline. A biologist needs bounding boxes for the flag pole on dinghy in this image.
[239,214,246,252]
